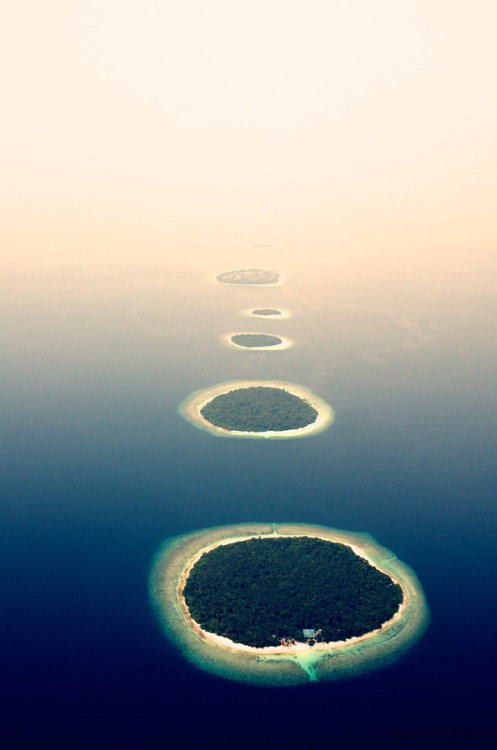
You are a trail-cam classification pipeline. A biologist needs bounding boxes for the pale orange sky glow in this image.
[2,1,496,278]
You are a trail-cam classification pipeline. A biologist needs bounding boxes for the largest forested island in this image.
[179,381,333,440]
[150,523,429,686]
[183,536,403,648]
[200,386,318,432]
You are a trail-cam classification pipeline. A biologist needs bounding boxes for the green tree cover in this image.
[200,386,318,431]
[252,308,281,316]
[183,537,403,648]
[216,269,279,285]
[231,333,282,348]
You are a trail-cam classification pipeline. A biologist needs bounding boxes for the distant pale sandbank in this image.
[206,269,287,286]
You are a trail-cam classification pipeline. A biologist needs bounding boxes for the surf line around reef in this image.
[149,523,430,687]
[177,380,334,439]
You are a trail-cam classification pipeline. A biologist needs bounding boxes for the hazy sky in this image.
[2,1,496,273]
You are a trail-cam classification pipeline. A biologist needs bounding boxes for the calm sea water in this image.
[1,266,495,748]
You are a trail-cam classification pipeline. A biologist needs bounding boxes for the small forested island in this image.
[183,537,403,648]
[216,269,280,285]
[200,386,318,432]
[231,333,282,348]
[252,308,282,316]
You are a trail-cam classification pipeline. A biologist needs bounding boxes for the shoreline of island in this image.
[178,380,334,439]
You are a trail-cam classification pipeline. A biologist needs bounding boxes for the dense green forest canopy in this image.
[216,269,280,285]
[252,308,281,316]
[200,386,318,432]
[183,537,403,648]
[231,333,282,348]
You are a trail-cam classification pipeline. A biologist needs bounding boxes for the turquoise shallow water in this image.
[1,267,495,747]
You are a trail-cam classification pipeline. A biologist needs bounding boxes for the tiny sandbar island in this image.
[178,381,333,439]
[215,268,282,286]
[149,523,429,686]
[220,332,293,351]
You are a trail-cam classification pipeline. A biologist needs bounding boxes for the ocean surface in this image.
[1,262,496,748]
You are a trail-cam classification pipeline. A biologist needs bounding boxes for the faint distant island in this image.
[216,269,280,285]
[183,536,403,649]
[252,308,281,316]
[231,333,282,348]
[200,386,318,432]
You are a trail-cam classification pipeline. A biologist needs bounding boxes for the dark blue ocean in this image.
[1,264,496,748]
